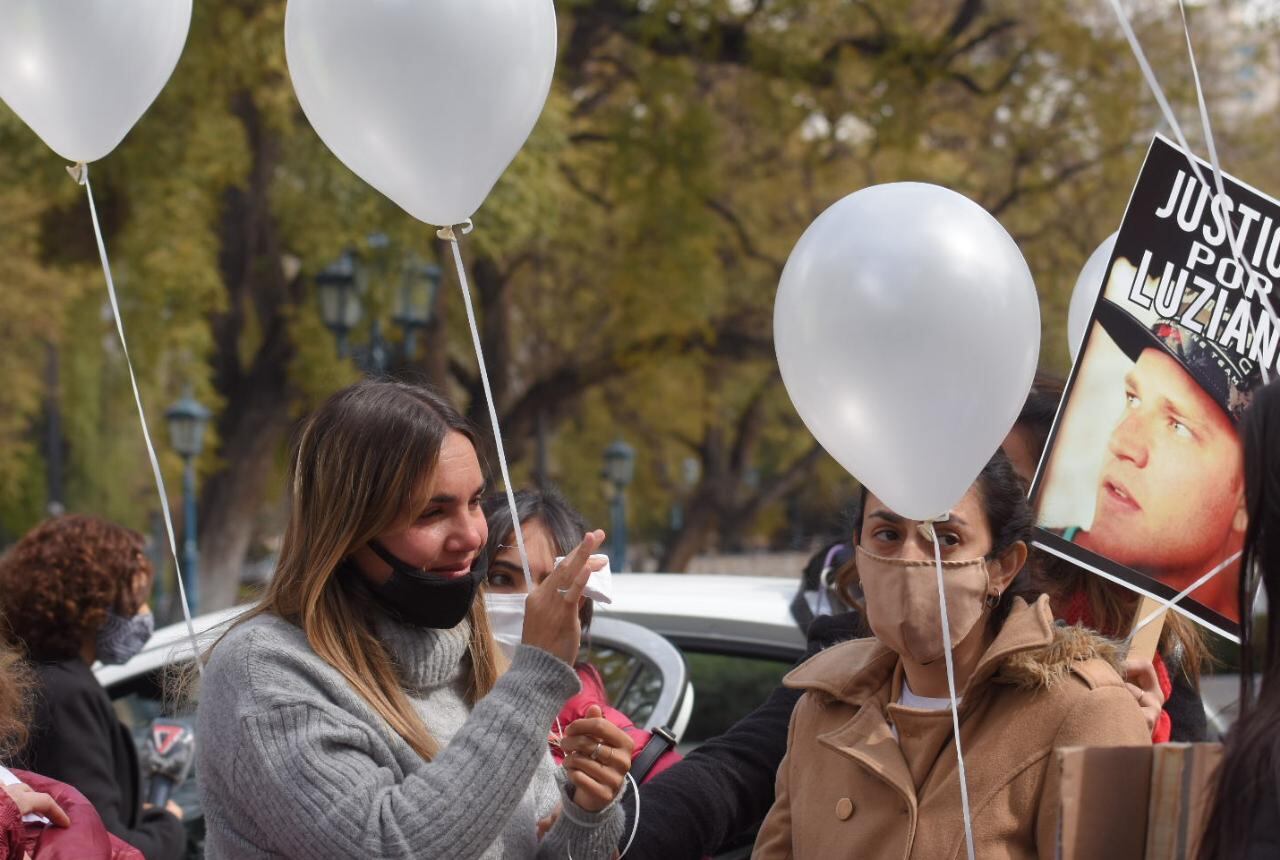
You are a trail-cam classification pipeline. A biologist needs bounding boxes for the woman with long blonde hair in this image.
[195,380,631,859]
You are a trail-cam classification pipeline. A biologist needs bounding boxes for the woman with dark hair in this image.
[479,488,683,785]
[1008,375,1209,742]
[1199,379,1280,858]
[195,380,631,859]
[753,452,1150,858]
[624,379,1181,860]
[0,517,184,860]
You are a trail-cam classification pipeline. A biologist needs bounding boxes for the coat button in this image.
[836,798,855,820]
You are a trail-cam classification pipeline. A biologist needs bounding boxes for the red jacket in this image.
[1062,591,1175,743]
[550,664,682,783]
[1,770,143,860]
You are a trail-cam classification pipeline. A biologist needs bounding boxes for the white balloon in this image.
[775,183,1041,521]
[1067,232,1118,362]
[0,0,192,163]
[285,0,557,227]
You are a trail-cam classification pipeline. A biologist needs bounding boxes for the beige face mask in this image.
[856,545,991,665]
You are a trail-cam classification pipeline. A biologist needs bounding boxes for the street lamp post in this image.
[315,251,363,358]
[393,260,442,360]
[669,456,701,533]
[316,236,441,374]
[602,439,636,572]
[166,391,210,615]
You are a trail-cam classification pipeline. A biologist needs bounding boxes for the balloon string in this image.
[1127,550,1243,643]
[928,520,976,860]
[619,771,640,858]
[1105,0,1276,383]
[75,163,203,677]
[1174,0,1272,385]
[438,224,534,592]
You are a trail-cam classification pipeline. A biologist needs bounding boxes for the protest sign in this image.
[1031,134,1280,641]
[1054,743,1222,860]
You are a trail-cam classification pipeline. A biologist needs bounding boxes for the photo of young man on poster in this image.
[1051,298,1256,623]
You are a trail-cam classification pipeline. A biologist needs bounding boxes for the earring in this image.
[985,591,1001,609]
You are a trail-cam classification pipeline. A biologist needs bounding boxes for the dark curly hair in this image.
[0,516,153,661]
[0,639,33,760]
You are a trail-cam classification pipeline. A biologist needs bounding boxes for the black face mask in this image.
[360,540,482,630]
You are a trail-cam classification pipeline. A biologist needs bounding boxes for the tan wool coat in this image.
[752,596,1151,860]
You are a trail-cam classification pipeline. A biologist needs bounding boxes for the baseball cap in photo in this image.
[1093,298,1262,424]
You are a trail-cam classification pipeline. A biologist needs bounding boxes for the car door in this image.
[580,616,692,740]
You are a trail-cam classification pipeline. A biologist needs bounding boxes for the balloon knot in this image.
[917,512,951,543]
[436,219,475,241]
[66,162,88,186]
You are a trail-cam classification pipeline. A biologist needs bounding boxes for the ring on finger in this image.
[589,741,603,762]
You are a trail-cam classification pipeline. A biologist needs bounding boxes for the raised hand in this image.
[3,782,70,828]
[560,705,635,812]
[521,530,606,665]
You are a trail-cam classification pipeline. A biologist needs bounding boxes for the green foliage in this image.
[1,0,1276,578]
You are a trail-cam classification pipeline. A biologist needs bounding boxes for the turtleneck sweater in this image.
[195,609,623,859]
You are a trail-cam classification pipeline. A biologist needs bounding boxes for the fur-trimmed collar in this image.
[995,620,1124,691]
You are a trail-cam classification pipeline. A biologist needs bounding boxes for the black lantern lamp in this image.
[393,260,442,358]
[316,250,363,356]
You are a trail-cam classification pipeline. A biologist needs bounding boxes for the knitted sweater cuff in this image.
[502,645,581,720]
[541,779,626,859]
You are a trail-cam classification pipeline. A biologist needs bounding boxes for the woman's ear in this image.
[989,541,1028,593]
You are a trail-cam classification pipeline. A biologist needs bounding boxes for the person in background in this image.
[1008,374,1208,741]
[753,453,1150,858]
[0,517,184,860]
[1199,379,1280,858]
[480,488,683,785]
[789,540,856,635]
[0,636,142,859]
[194,380,631,859]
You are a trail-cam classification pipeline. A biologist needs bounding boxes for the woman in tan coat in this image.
[753,453,1151,860]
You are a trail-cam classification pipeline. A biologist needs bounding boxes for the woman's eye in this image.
[1125,392,1141,409]
[418,509,442,522]
[488,573,513,588]
[939,533,961,547]
[872,528,899,542]
[1169,418,1193,439]
[469,495,483,509]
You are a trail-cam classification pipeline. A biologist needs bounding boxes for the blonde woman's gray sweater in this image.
[195,612,623,859]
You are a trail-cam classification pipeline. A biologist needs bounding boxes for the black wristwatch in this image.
[630,725,678,784]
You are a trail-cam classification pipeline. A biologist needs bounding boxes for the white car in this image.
[96,574,807,859]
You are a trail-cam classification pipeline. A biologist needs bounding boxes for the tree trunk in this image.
[658,496,719,572]
[459,253,512,466]
[196,91,297,612]
[196,352,292,610]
